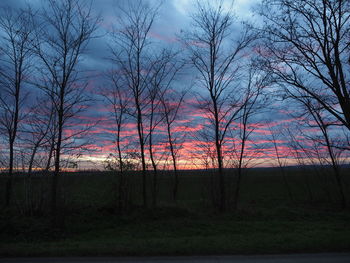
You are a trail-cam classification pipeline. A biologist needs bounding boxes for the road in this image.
[1,254,350,263]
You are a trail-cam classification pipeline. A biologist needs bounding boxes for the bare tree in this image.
[160,88,186,201]
[268,124,294,202]
[192,128,218,206]
[232,65,267,210]
[183,0,255,211]
[290,96,347,208]
[23,97,55,175]
[146,83,162,207]
[144,50,183,207]
[289,127,316,203]
[147,49,184,203]
[0,6,34,206]
[32,0,99,219]
[110,0,160,208]
[13,96,54,215]
[102,72,130,213]
[44,111,58,172]
[258,0,350,132]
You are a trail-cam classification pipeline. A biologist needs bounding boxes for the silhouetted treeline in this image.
[0,0,349,222]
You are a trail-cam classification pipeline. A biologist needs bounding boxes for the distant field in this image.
[0,167,350,256]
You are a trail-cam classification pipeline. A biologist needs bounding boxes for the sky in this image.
[75,0,287,170]
[0,0,347,171]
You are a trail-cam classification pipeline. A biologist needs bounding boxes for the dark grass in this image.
[0,167,350,257]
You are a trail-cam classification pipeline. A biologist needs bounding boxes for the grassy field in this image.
[0,167,350,256]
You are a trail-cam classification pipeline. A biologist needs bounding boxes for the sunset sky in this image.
[0,0,346,171]
[71,0,290,170]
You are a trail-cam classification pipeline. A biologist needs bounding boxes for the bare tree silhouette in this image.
[259,0,350,132]
[160,88,186,201]
[32,0,99,223]
[102,68,136,212]
[290,96,347,208]
[232,65,267,210]
[148,50,184,203]
[110,0,161,208]
[0,6,34,207]
[183,0,255,211]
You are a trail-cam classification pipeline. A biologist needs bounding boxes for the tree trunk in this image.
[5,141,14,207]
[167,124,179,201]
[45,137,55,171]
[217,142,225,212]
[272,134,293,202]
[117,128,124,213]
[151,162,158,207]
[51,104,63,226]
[25,145,39,215]
[136,105,147,208]
[233,132,246,211]
[28,144,39,174]
[213,100,225,212]
[149,129,158,207]
[323,127,346,209]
